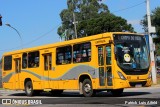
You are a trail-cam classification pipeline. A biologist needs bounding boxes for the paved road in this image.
[0,86,160,107]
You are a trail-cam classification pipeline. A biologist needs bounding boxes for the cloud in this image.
[127,20,140,25]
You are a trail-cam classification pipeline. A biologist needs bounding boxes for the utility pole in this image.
[72,0,78,39]
[146,0,157,84]
[73,13,78,39]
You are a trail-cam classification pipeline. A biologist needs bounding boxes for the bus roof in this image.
[2,32,143,56]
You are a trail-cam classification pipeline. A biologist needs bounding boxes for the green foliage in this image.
[77,13,134,37]
[152,7,160,36]
[0,58,1,69]
[141,7,160,37]
[155,43,160,56]
[141,7,160,56]
[58,0,135,40]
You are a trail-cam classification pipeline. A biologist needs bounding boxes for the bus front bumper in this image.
[114,78,152,89]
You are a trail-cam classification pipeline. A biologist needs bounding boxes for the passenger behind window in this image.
[34,57,39,67]
[66,58,71,64]
[23,59,27,68]
[29,61,35,68]
[31,62,36,67]
[56,59,61,65]
[76,54,82,63]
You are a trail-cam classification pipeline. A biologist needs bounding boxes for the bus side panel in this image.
[32,81,42,90]
[3,83,13,90]
[49,64,78,89]
[2,72,15,90]
[19,69,43,90]
[58,80,78,90]
[51,63,97,90]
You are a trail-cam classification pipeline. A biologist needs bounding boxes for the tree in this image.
[58,0,135,40]
[155,44,160,55]
[0,58,2,69]
[77,13,134,37]
[141,7,160,55]
[141,7,160,37]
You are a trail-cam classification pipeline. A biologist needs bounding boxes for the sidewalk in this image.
[151,84,160,87]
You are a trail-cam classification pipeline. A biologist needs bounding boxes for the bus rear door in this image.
[14,58,21,89]
[43,53,52,89]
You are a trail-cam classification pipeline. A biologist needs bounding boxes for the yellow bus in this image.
[2,32,152,97]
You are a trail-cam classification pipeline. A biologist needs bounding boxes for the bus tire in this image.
[82,79,93,97]
[110,88,124,96]
[25,81,34,96]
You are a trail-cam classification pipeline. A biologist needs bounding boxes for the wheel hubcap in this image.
[27,85,31,93]
[84,84,91,93]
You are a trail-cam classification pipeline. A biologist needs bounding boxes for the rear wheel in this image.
[110,88,124,96]
[82,79,94,97]
[25,81,34,96]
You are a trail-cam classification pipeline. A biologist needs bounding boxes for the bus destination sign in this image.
[114,35,142,41]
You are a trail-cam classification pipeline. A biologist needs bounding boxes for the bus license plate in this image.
[135,84,142,88]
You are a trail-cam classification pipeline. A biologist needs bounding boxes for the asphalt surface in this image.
[0,85,160,106]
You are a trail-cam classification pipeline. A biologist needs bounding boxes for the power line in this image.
[111,1,145,13]
[22,23,61,46]
[0,23,61,52]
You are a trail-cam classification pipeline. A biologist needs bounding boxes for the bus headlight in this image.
[118,71,126,80]
[148,72,152,79]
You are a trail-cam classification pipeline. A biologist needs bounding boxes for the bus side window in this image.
[98,47,104,66]
[28,51,39,68]
[22,53,27,69]
[3,55,12,71]
[106,46,111,65]
[56,46,72,65]
[44,54,52,70]
[73,42,91,63]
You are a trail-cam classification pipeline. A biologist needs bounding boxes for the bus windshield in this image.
[114,34,150,70]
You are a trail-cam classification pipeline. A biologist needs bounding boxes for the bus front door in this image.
[14,58,21,89]
[43,53,52,89]
[98,45,113,87]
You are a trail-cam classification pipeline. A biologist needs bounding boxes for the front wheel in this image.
[110,88,124,96]
[82,79,94,97]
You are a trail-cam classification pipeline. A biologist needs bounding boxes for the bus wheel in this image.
[25,81,34,96]
[50,90,63,96]
[110,88,124,96]
[82,79,93,97]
